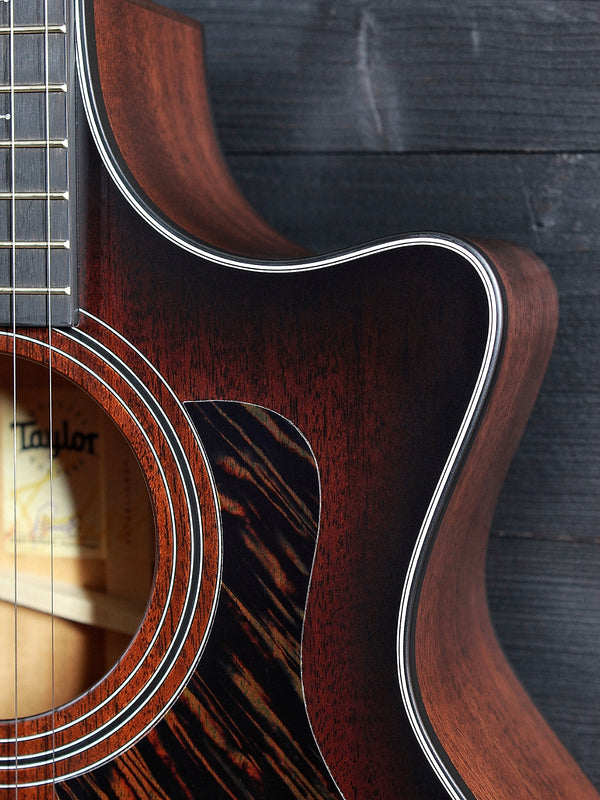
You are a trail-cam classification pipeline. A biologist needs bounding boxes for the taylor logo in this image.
[12,419,99,459]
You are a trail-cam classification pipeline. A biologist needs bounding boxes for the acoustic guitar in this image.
[0,0,596,798]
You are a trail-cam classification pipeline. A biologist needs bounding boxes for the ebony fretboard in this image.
[0,0,76,326]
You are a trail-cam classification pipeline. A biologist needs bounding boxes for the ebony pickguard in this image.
[58,401,340,799]
[10,1,569,796]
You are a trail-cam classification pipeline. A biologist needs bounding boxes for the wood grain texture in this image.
[82,3,596,796]
[74,167,488,798]
[11,10,523,790]
[161,0,600,153]
[59,401,341,799]
[0,320,221,792]
[216,149,600,784]
[222,151,599,535]
[89,0,305,259]
[487,538,600,771]
[5,1,596,797]
[412,241,595,799]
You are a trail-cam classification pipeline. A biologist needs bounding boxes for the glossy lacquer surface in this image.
[2,0,596,798]
[59,401,340,799]
[60,177,488,798]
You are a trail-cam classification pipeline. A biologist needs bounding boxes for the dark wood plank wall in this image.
[158,0,600,791]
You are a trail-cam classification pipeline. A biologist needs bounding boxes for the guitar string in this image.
[7,1,61,789]
[9,0,18,794]
[44,0,57,791]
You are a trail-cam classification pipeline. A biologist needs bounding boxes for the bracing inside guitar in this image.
[0,0,595,798]
[0,354,154,718]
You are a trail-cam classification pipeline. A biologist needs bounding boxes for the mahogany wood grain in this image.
[54,401,342,798]
[0,320,221,794]
[413,241,599,799]
[70,151,483,797]
[157,0,600,155]
[77,1,596,798]
[90,0,305,259]
[3,0,595,797]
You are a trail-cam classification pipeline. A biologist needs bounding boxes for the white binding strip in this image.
[0,329,177,752]
[0,326,219,786]
[77,307,224,639]
[74,2,503,795]
[74,2,494,277]
[81,260,494,800]
[396,259,502,800]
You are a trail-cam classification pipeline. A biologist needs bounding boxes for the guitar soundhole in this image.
[0,354,155,719]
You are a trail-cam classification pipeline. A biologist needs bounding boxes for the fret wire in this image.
[0,140,68,148]
[0,286,71,295]
[0,240,70,248]
[0,85,68,93]
[0,192,69,199]
[0,2,73,326]
[0,25,67,34]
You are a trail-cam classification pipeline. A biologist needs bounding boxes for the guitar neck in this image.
[0,0,77,327]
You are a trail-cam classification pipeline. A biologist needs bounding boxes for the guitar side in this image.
[2,0,596,798]
[78,1,598,798]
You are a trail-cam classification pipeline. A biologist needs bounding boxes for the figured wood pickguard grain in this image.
[57,401,341,799]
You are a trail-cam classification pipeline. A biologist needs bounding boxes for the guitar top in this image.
[0,1,596,799]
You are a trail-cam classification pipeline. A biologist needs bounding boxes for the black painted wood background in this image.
[157,0,599,790]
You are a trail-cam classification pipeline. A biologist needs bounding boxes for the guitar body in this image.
[0,0,597,798]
